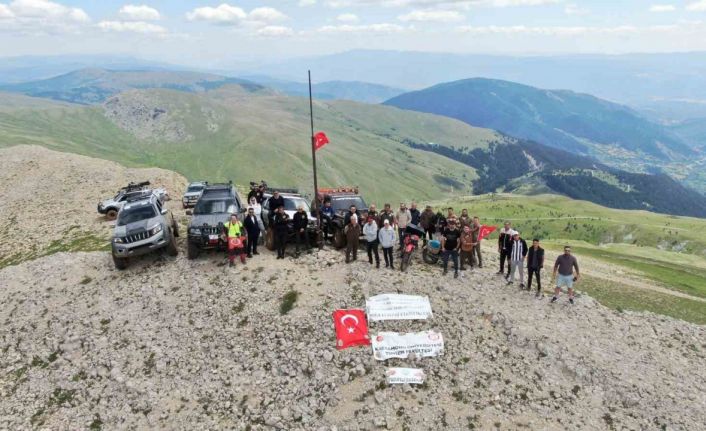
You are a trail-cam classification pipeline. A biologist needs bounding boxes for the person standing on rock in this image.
[498,222,514,277]
[222,213,247,267]
[527,239,544,297]
[248,197,264,232]
[420,205,435,241]
[396,203,411,250]
[344,205,359,227]
[459,209,471,229]
[273,205,290,259]
[244,206,261,258]
[379,204,396,229]
[471,216,483,268]
[293,205,310,256]
[319,200,335,241]
[410,202,421,226]
[459,225,475,272]
[507,231,528,288]
[363,217,380,268]
[268,191,285,225]
[345,215,361,263]
[434,210,447,236]
[367,203,379,226]
[441,218,461,278]
[379,219,396,269]
[551,245,580,304]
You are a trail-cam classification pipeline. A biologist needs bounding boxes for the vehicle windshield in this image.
[187,185,204,193]
[194,199,238,215]
[284,197,310,212]
[117,205,157,226]
[112,192,124,201]
[331,197,366,212]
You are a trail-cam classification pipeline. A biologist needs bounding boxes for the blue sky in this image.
[1,0,705,66]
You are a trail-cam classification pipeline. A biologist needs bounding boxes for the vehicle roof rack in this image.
[319,186,359,195]
[270,187,300,195]
[121,181,151,192]
[204,181,233,188]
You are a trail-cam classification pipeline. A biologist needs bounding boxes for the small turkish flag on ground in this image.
[333,309,370,350]
[478,225,497,242]
[313,132,330,151]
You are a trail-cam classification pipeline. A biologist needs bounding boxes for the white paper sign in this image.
[366,294,433,321]
[385,368,425,385]
[372,330,444,360]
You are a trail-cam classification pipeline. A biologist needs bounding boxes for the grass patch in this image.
[279,290,299,315]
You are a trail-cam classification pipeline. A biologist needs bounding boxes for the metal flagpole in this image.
[308,70,322,246]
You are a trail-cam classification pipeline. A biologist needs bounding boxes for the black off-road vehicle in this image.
[186,182,244,259]
[314,187,368,249]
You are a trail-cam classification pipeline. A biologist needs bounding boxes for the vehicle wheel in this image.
[106,208,118,221]
[265,228,275,251]
[401,252,412,272]
[187,240,199,260]
[422,249,439,264]
[333,228,346,250]
[113,255,128,270]
[172,218,179,237]
[166,232,178,256]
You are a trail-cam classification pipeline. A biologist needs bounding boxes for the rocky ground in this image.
[0,145,187,267]
[0,144,704,430]
[0,244,704,430]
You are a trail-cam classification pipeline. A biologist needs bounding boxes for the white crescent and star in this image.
[340,313,359,333]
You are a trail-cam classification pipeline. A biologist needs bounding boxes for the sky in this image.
[1,0,706,67]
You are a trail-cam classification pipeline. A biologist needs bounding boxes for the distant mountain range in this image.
[384,78,696,162]
[0,68,405,105]
[245,50,706,121]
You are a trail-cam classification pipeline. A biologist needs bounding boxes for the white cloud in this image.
[256,25,293,36]
[317,23,407,33]
[455,24,641,36]
[686,1,706,11]
[398,9,465,22]
[564,3,589,16]
[299,0,316,5]
[649,4,675,12]
[8,0,89,22]
[336,13,359,22]
[186,3,247,24]
[248,7,288,24]
[118,4,161,21]
[97,20,167,34]
[326,0,559,8]
[0,4,15,18]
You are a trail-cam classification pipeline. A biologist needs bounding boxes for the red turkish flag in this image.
[478,225,497,242]
[333,309,370,350]
[313,132,330,151]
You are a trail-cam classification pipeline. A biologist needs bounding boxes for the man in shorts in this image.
[551,245,580,304]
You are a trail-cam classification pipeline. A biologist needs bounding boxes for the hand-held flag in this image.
[478,225,497,241]
[314,132,330,151]
[333,309,370,350]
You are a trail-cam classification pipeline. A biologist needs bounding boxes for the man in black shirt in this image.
[441,218,461,279]
[243,206,261,258]
[268,191,285,225]
[527,239,545,297]
[247,184,266,204]
[273,206,290,259]
[293,205,310,256]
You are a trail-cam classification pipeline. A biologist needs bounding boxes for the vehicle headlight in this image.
[113,237,124,243]
[149,225,163,236]
[190,227,201,235]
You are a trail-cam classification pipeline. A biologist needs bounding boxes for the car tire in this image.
[187,240,199,260]
[106,208,118,221]
[265,228,275,251]
[333,227,346,250]
[172,218,179,237]
[422,248,439,264]
[113,255,128,270]
[166,232,178,256]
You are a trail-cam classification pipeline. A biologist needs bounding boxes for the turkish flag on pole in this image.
[478,225,497,242]
[333,309,370,350]
[313,131,330,151]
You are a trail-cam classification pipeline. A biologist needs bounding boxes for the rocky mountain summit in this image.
[1,246,704,430]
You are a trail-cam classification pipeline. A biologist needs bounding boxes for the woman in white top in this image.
[249,197,264,231]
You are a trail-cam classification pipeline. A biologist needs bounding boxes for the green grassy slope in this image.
[0,86,494,204]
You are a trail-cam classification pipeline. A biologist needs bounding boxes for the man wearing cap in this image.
[396,202,412,250]
[506,231,528,288]
[243,206,261,258]
[378,219,396,269]
[293,204,310,256]
[363,216,380,268]
[441,218,462,278]
[497,221,514,277]
[551,245,580,305]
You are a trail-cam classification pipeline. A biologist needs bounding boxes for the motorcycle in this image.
[400,224,425,272]
[422,239,442,265]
